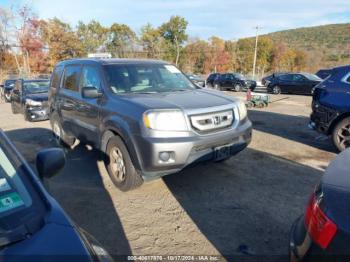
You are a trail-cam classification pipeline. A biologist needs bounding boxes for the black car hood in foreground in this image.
[25,93,48,102]
[124,88,237,110]
[322,149,350,232]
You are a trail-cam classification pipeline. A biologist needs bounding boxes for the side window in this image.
[293,74,305,81]
[279,74,293,81]
[63,65,81,92]
[80,66,102,90]
[51,66,63,89]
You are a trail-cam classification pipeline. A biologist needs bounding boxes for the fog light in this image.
[159,152,170,162]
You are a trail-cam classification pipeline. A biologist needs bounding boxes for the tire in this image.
[332,117,350,152]
[50,112,76,148]
[105,136,143,191]
[246,101,254,108]
[234,84,242,92]
[11,102,18,114]
[256,101,265,108]
[272,86,281,95]
[4,93,11,103]
[214,83,221,91]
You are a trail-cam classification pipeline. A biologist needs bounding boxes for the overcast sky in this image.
[2,0,350,39]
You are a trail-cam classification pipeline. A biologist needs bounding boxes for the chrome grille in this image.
[190,110,234,132]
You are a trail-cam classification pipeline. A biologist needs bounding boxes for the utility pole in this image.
[252,26,262,80]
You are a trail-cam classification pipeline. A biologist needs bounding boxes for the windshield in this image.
[303,73,322,81]
[104,64,196,94]
[23,81,49,94]
[0,132,46,246]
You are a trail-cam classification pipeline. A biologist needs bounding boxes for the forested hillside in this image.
[265,23,350,70]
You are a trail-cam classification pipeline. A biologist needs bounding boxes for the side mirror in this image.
[82,86,102,99]
[36,148,65,180]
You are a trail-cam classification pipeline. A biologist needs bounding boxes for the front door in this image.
[75,65,103,146]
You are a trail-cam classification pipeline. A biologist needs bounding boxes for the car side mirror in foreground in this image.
[82,86,102,99]
[36,148,65,180]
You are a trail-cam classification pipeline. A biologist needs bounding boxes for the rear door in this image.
[277,74,294,92]
[293,74,310,94]
[59,65,82,137]
[220,74,229,88]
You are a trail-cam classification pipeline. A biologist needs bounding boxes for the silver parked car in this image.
[49,58,252,191]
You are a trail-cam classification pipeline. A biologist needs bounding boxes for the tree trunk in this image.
[175,35,180,66]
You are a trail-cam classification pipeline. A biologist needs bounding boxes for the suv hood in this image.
[124,89,238,110]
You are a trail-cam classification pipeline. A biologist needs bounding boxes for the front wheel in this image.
[4,93,11,102]
[272,86,281,95]
[332,117,350,152]
[105,136,143,191]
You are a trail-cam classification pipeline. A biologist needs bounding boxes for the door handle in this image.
[346,92,350,95]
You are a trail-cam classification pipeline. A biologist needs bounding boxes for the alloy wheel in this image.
[110,147,126,182]
[234,84,241,92]
[336,123,350,150]
[273,86,281,94]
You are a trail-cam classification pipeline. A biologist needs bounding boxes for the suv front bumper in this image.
[135,119,252,180]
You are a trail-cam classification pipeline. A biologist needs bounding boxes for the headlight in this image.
[143,110,188,131]
[26,99,42,106]
[237,101,247,120]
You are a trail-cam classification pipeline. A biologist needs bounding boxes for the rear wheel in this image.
[332,117,350,152]
[234,84,242,92]
[272,86,281,94]
[105,136,143,191]
[214,83,221,91]
[50,113,76,148]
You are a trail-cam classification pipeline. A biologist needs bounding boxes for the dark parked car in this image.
[186,74,205,87]
[49,58,252,191]
[315,69,332,80]
[212,73,257,92]
[11,79,50,121]
[261,72,287,86]
[290,148,350,261]
[3,79,17,102]
[267,73,322,95]
[310,65,350,151]
[0,130,112,261]
[206,73,221,87]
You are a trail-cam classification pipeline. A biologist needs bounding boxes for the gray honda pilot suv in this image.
[49,58,252,191]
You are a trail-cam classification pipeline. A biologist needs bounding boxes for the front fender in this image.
[100,116,142,171]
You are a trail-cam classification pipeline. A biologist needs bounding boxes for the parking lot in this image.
[0,92,337,260]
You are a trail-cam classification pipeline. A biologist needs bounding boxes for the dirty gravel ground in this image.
[0,93,337,261]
